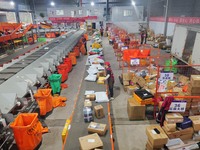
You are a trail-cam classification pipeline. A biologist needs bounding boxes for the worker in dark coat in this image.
[104,62,115,100]
[82,35,87,54]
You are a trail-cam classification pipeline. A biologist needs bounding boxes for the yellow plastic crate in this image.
[133,93,154,105]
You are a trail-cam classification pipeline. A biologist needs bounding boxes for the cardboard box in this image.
[86,94,96,101]
[164,121,176,132]
[123,80,129,86]
[127,97,146,120]
[179,133,193,141]
[167,80,177,90]
[137,77,146,87]
[131,76,139,84]
[165,113,183,123]
[79,133,103,150]
[127,85,138,95]
[94,105,105,119]
[189,115,200,131]
[173,87,183,93]
[146,140,164,149]
[97,77,106,84]
[162,126,181,139]
[84,100,92,107]
[147,82,156,90]
[146,125,168,147]
[179,127,194,135]
[178,75,189,85]
[88,122,107,136]
[123,85,128,92]
[188,84,200,94]
[122,72,132,80]
[97,71,106,78]
[191,75,200,87]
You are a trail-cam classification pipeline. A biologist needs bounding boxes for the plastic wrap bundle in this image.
[83,107,93,123]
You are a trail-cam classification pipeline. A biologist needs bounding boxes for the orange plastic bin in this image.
[57,64,68,82]
[10,113,43,150]
[34,89,53,116]
[69,52,77,65]
[64,57,72,72]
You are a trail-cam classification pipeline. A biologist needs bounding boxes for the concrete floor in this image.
[102,38,157,150]
[39,37,163,150]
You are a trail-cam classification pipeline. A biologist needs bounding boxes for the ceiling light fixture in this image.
[50,1,55,6]
[132,1,136,6]
[91,2,94,6]
[10,1,15,6]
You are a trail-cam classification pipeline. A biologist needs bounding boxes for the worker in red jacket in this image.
[104,62,115,100]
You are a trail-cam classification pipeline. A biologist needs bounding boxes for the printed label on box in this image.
[169,100,187,112]
[160,72,174,81]
[130,58,140,66]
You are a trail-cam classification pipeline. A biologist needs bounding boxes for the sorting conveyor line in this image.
[0,29,84,113]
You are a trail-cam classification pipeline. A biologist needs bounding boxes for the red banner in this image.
[150,17,200,24]
[49,16,98,23]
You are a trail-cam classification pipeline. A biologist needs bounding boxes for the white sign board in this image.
[168,100,187,112]
[130,58,140,66]
[160,72,174,81]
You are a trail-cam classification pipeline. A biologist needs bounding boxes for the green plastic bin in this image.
[38,37,47,42]
[164,58,178,73]
[48,74,62,94]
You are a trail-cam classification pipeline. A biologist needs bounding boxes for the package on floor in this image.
[86,94,96,101]
[79,133,103,150]
[88,122,107,136]
[122,72,133,81]
[84,100,92,108]
[83,107,93,123]
[146,125,168,148]
[94,105,105,119]
[127,97,145,120]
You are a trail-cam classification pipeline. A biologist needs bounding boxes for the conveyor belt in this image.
[0,32,74,84]
[65,66,112,150]
[0,42,42,66]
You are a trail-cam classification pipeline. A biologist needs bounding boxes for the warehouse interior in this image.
[1,0,200,150]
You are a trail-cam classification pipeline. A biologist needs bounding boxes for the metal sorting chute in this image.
[0,30,84,113]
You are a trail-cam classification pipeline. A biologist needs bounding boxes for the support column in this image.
[15,2,20,23]
[164,0,169,36]
[106,0,109,21]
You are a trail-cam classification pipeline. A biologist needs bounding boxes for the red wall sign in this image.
[49,16,98,23]
[150,17,200,24]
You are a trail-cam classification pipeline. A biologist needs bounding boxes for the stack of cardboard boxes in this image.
[187,75,200,116]
[146,125,168,150]
[162,113,195,141]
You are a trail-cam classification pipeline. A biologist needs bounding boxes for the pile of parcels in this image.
[159,75,200,116]
[146,112,200,150]
[79,91,108,150]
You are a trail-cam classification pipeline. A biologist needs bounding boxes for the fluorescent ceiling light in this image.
[91,2,94,6]
[132,1,136,6]
[10,1,15,6]
[50,1,55,6]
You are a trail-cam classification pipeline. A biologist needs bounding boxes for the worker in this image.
[104,62,115,100]
[140,29,147,44]
[100,27,104,37]
[82,35,87,54]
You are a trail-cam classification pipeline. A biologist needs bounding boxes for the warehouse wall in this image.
[150,0,200,17]
[149,21,175,36]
